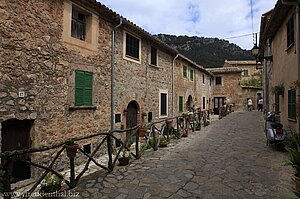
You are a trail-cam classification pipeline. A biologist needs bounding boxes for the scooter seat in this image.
[271,123,283,129]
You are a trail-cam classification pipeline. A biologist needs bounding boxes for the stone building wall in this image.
[212,71,262,111]
[173,57,214,115]
[113,27,175,127]
[0,0,112,165]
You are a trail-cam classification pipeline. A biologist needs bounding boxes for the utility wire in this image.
[223,32,259,40]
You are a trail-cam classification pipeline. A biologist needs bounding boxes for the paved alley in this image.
[69,112,294,199]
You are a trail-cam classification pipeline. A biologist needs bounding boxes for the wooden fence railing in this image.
[0,110,217,199]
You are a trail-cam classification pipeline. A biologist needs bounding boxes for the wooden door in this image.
[1,119,32,182]
[126,101,139,137]
[214,97,225,115]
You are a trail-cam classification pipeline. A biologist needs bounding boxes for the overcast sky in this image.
[99,0,277,50]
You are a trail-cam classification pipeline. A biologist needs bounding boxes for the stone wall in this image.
[174,57,214,115]
[113,27,175,128]
[0,0,112,158]
[213,72,262,111]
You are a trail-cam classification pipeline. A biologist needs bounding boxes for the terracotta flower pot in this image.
[65,143,79,158]
[139,127,145,137]
[166,120,173,128]
[118,157,130,166]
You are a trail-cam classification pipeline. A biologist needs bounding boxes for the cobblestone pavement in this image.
[68,112,294,199]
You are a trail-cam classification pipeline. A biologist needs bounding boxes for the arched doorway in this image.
[186,95,193,111]
[126,101,140,135]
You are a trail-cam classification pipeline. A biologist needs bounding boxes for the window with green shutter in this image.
[179,96,183,112]
[243,69,249,76]
[190,68,194,81]
[183,66,187,78]
[288,90,296,119]
[75,70,93,106]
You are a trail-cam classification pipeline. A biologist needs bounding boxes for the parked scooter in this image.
[265,111,285,150]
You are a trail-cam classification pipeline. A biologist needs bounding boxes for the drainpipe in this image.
[111,18,123,131]
[281,0,300,134]
[172,54,179,117]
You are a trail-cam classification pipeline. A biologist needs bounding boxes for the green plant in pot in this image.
[272,83,284,95]
[159,136,169,147]
[118,148,131,166]
[284,133,300,194]
[41,172,63,194]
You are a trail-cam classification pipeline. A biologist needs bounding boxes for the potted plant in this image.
[40,172,63,194]
[65,138,79,158]
[159,137,169,147]
[284,131,300,193]
[182,128,189,137]
[272,83,284,95]
[166,120,173,128]
[118,148,131,166]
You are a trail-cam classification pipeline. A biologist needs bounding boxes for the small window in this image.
[71,8,87,41]
[148,112,153,122]
[183,66,187,78]
[115,114,121,123]
[150,46,157,66]
[216,76,222,85]
[75,70,93,106]
[159,90,168,117]
[287,17,295,47]
[288,90,296,119]
[83,144,91,154]
[190,68,194,81]
[179,96,183,112]
[202,74,205,84]
[243,70,249,76]
[126,33,140,59]
[203,97,206,109]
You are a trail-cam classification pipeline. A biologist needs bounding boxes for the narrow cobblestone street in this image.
[69,112,294,199]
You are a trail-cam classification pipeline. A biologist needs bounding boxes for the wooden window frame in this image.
[159,89,168,118]
[216,76,222,85]
[125,33,140,60]
[190,68,194,81]
[71,8,88,41]
[288,90,296,120]
[287,17,295,48]
[150,46,157,66]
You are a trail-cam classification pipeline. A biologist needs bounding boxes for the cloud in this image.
[99,0,277,49]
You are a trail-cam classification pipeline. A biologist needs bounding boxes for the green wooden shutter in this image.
[84,72,93,106]
[179,96,183,112]
[244,70,248,76]
[190,69,194,81]
[183,66,187,77]
[75,70,85,106]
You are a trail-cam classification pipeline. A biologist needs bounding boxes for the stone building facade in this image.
[0,0,117,181]
[259,1,299,133]
[173,55,214,116]
[208,67,262,113]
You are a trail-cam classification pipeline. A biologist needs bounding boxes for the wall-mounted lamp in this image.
[251,44,272,69]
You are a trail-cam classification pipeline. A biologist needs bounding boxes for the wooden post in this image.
[69,157,75,188]
[153,125,158,151]
[3,156,14,199]
[135,128,140,159]
[176,117,179,133]
[107,134,113,171]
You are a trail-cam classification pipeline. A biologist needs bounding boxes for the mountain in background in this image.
[155,34,254,68]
